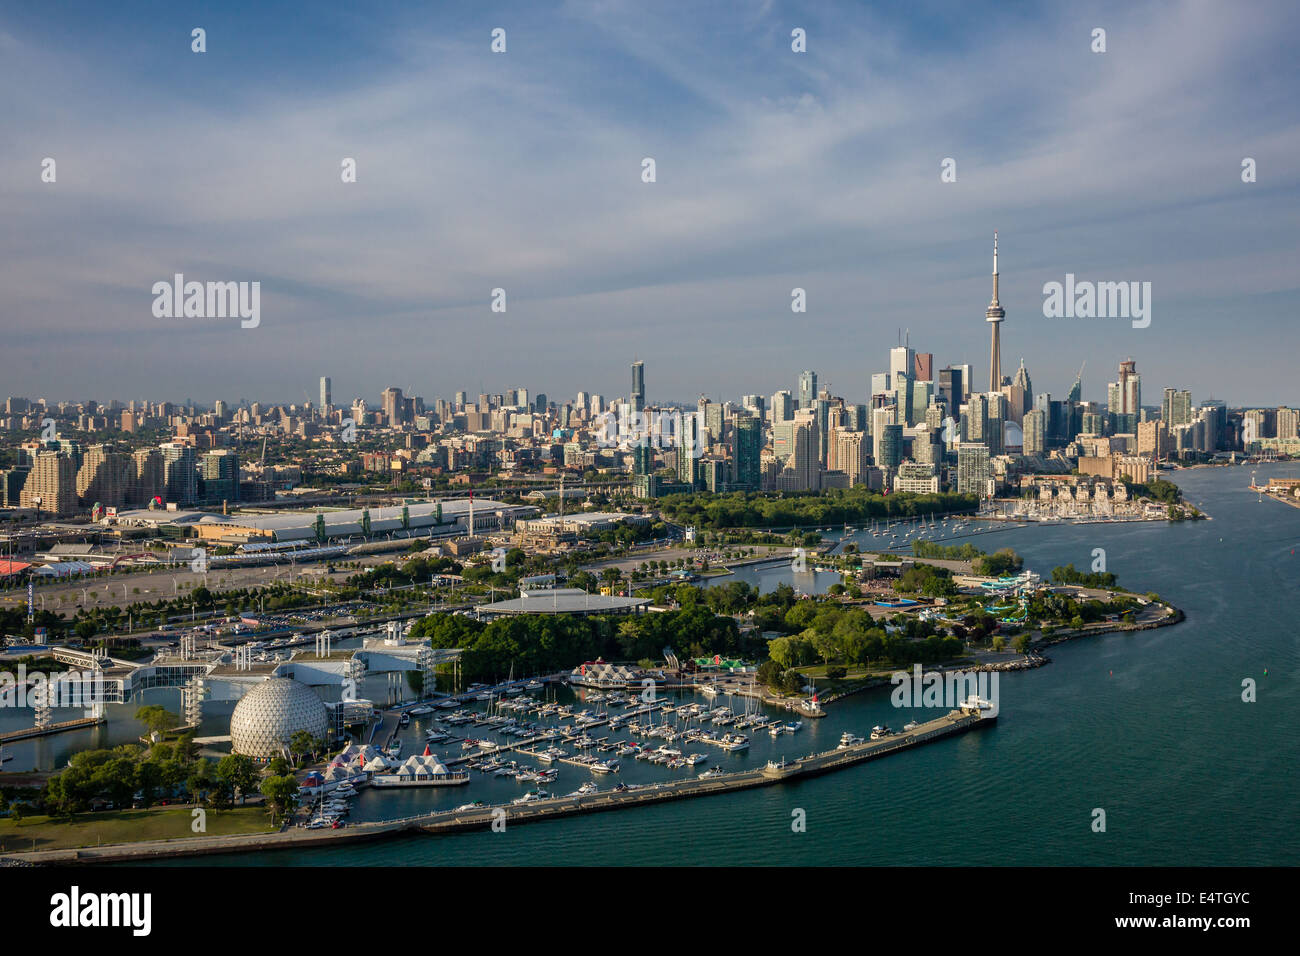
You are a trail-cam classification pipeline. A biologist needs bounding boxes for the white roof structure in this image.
[228,677,330,759]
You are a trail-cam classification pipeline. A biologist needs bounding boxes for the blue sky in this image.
[2,0,1297,409]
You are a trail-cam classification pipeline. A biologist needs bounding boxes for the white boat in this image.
[512,789,551,804]
[838,732,864,749]
[697,767,726,779]
[903,720,919,731]
[408,705,433,716]
[590,760,620,774]
[870,725,894,740]
[700,684,720,698]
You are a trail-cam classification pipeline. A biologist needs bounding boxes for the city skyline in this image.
[2,1,1298,404]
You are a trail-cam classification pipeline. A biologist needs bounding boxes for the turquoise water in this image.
[144,463,1300,864]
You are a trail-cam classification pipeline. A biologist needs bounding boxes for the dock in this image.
[3,706,994,864]
[0,716,106,743]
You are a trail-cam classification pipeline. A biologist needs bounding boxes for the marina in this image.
[7,701,995,863]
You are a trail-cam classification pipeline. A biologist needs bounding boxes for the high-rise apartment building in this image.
[320,376,332,409]
[19,450,78,516]
[956,443,992,497]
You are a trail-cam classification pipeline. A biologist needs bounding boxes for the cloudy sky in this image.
[2,0,1297,410]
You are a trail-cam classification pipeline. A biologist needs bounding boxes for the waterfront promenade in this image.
[0,707,993,864]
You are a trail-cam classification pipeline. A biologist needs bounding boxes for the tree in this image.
[991,635,1006,652]
[260,775,300,822]
[216,754,260,805]
[135,705,179,737]
[288,731,319,763]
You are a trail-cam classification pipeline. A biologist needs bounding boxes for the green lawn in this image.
[0,806,275,852]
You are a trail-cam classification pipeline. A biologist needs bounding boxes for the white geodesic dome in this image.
[229,678,329,759]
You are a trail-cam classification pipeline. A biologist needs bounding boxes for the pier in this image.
[0,716,106,744]
[2,706,994,864]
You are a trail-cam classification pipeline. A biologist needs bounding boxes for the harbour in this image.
[5,702,994,864]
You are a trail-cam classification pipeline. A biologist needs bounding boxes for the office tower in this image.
[908,381,932,427]
[213,399,227,421]
[160,442,198,505]
[76,445,131,510]
[986,232,1006,391]
[454,390,468,409]
[892,373,913,427]
[871,372,891,397]
[913,352,934,383]
[889,346,915,387]
[956,443,992,496]
[813,398,831,462]
[798,371,817,409]
[703,401,724,445]
[678,412,703,488]
[771,390,794,424]
[381,386,404,426]
[1023,408,1047,455]
[201,449,240,504]
[631,361,645,413]
[534,394,547,414]
[876,424,903,473]
[871,407,895,465]
[937,367,964,413]
[734,415,761,491]
[1162,388,1193,426]
[590,394,604,415]
[19,450,78,516]
[320,377,332,409]
[847,404,868,432]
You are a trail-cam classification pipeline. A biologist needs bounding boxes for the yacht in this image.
[568,782,599,796]
[590,759,620,774]
[399,712,411,727]
[903,720,920,731]
[697,767,726,780]
[685,753,707,766]
[408,705,433,716]
[454,801,486,812]
[512,789,552,804]
[838,732,864,749]
[700,684,720,699]
[387,738,403,757]
[870,725,894,740]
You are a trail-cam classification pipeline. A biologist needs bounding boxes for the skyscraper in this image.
[797,371,817,410]
[734,415,761,491]
[20,450,78,516]
[631,361,645,413]
[319,376,331,409]
[985,232,1005,391]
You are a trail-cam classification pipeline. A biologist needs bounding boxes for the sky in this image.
[2,0,1298,410]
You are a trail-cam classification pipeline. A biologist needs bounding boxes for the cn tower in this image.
[985,231,1005,392]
